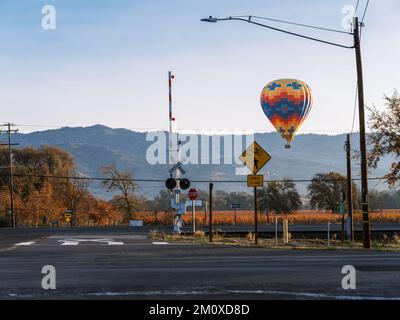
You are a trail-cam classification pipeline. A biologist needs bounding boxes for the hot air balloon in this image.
[260,79,313,149]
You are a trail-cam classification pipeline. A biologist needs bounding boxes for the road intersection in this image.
[0,227,400,299]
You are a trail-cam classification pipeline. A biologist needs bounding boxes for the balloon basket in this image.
[285,144,291,149]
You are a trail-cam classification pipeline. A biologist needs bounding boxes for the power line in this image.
[350,84,359,135]
[10,173,388,184]
[351,0,369,135]
[355,0,360,14]
[216,16,354,49]
[231,15,351,35]
[12,124,365,135]
[359,0,370,39]
[361,0,370,24]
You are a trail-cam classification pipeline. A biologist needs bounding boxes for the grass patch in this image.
[156,233,400,252]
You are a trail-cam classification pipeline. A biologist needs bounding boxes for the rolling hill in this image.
[11,125,393,198]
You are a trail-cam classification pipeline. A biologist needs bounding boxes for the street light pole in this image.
[353,17,370,248]
[201,15,371,248]
[7,123,15,228]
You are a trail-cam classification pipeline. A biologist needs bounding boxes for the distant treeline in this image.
[1,146,399,228]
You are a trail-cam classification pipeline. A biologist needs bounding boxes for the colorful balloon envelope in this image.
[260,79,313,148]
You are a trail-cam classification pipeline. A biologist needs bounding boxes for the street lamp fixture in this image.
[200,16,219,23]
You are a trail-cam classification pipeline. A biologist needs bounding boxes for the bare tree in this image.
[101,165,137,221]
[62,172,88,216]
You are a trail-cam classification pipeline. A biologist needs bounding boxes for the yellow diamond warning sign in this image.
[239,141,271,174]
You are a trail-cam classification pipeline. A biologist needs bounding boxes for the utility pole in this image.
[254,187,258,245]
[340,191,345,243]
[209,183,213,242]
[345,134,354,241]
[1,123,19,228]
[204,201,208,226]
[353,17,370,248]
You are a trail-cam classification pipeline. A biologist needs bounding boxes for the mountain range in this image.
[11,125,393,198]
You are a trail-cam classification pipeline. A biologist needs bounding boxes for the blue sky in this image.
[0,0,399,134]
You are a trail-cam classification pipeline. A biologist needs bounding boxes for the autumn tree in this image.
[16,183,65,227]
[308,172,359,213]
[0,146,133,228]
[74,193,97,226]
[61,173,89,216]
[101,165,138,221]
[2,146,75,197]
[91,200,123,226]
[368,91,400,186]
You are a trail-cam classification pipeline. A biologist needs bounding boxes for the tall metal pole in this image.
[168,71,173,166]
[353,17,370,249]
[192,199,196,234]
[254,186,258,245]
[204,201,207,226]
[346,134,354,241]
[168,71,183,233]
[209,183,213,242]
[8,123,15,228]
[340,192,345,243]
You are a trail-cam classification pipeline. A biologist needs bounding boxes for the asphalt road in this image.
[1,227,400,300]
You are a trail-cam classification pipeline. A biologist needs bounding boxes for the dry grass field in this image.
[137,209,400,225]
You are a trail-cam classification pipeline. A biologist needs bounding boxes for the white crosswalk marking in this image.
[59,239,125,246]
[61,241,79,246]
[15,242,35,246]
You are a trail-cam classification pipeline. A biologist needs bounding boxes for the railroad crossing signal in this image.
[239,141,271,174]
[168,161,186,175]
[64,213,72,218]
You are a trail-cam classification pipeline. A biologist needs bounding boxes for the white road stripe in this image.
[108,242,124,245]
[152,242,169,245]
[15,242,35,246]
[82,289,400,300]
[61,241,79,246]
